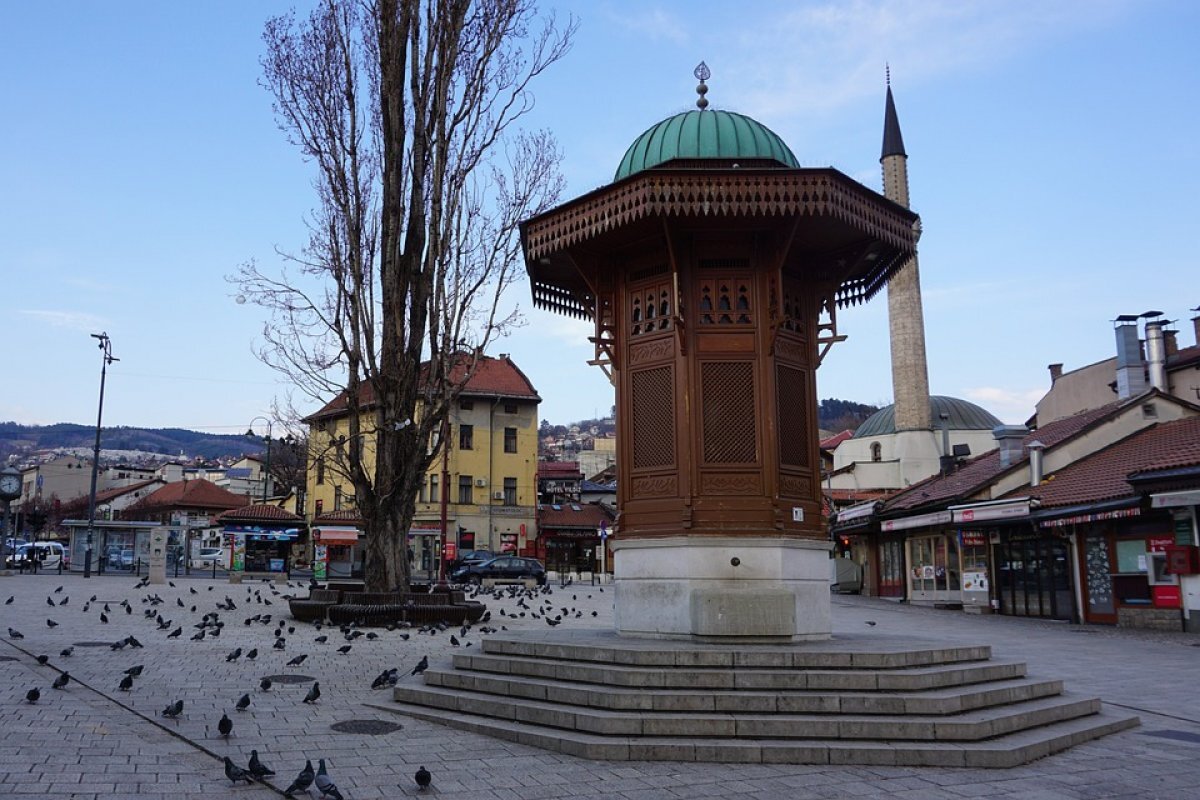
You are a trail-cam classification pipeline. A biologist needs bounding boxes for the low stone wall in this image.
[1117,606,1181,632]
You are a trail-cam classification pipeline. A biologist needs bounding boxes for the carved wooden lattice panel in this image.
[631,366,675,469]
[630,279,673,338]
[776,364,809,468]
[701,362,757,463]
[698,277,752,326]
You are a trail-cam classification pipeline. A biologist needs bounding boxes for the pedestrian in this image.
[30,547,39,574]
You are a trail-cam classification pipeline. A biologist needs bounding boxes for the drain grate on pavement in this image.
[263,674,316,684]
[1141,729,1200,745]
[330,719,404,735]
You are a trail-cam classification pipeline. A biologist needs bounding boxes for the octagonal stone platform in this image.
[388,629,1138,768]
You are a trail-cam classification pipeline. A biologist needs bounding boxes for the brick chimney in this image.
[1048,363,1063,384]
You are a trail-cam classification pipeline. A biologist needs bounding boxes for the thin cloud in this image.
[19,309,108,332]
[601,6,688,44]
[963,386,1044,423]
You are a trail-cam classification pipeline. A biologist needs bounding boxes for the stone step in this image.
[480,635,992,670]
[374,700,1139,768]
[423,668,1065,715]
[452,651,1027,691]
[392,683,1098,741]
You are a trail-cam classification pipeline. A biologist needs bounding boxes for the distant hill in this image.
[818,399,881,432]
[0,422,258,462]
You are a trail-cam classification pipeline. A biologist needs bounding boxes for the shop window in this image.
[458,475,473,505]
[459,424,474,450]
[504,427,518,453]
[870,442,882,462]
[503,477,517,506]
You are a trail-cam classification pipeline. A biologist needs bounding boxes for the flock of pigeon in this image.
[7,576,604,796]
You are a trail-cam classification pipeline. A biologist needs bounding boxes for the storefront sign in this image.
[1151,490,1200,509]
[882,510,952,532]
[1152,585,1182,608]
[836,502,879,524]
[1148,535,1175,553]
[959,531,987,547]
[952,500,1031,524]
[444,542,457,560]
[1040,507,1141,528]
[315,526,359,544]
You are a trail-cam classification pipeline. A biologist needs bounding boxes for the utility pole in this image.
[84,332,118,579]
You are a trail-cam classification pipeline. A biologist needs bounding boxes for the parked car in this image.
[450,556,546,585]
[107,549,135,569]
[190,547,224,569]
[6,542,66,570]
[448,549,494,571]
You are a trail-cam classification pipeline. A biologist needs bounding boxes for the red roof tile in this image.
[312,509,364,525]
[217,504,305,523]
[538,502,614,529]
[1015,416,1200,509]
[820,430,855,450]
[538,461,583,478]
[130,480,251,512]
[304,354,540,421]
[883,401,1126,514]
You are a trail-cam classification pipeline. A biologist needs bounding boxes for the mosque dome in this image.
[852,396,1002,439]
[614,109,800,182]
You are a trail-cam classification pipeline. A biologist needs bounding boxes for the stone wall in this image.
[1117,606,1182,632]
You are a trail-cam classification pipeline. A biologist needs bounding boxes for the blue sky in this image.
[3,1,1198,434]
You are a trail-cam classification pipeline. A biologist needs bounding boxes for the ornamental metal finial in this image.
[886,63,891,87]
[694,61,710,110]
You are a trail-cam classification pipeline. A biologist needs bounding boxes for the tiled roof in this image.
[819,430,855,450]
[882,401,1124,514]
[538,502,614,529]
[217,504,305,523]
[60,479,163,512]
[1014,416,1200,509]
[130,480,251,512]
[304,354,540,421]
[312,509,364,525]
[825,488,893,503]
[538,461,582,478]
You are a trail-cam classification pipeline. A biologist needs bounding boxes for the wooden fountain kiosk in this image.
[522,69,920,641]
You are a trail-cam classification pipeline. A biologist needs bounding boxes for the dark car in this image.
[448,549,495,571]
[450,556,546,585]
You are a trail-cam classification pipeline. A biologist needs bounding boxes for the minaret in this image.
[881,74,932,431]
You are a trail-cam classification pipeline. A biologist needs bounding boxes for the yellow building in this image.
[302,355,541,576]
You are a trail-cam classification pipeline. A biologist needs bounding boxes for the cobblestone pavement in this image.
[1,572,1198,799]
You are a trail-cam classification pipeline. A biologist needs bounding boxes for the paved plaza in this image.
[1,571,1198,799]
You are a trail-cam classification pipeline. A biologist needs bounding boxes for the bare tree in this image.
[232,0,573,591]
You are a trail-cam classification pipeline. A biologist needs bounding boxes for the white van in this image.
[6,542,67,570]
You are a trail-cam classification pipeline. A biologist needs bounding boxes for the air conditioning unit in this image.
[474,478,487,488]
[493,491,505,501]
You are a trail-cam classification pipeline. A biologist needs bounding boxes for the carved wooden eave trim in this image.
[524,168,917,261]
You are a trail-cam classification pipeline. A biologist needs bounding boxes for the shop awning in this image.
[834,501,880,524]
[314,526,360,544]
[1150,489,1200,509]
[949,498,1036,525]
[880,510,952,532]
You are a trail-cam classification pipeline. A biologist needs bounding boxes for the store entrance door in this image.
[996,535,1073,620]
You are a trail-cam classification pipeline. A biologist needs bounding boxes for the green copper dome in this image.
[614,109,799,181]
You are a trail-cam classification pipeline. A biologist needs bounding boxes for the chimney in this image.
[1027,440,1045,487]
[1048,363,1063,384]
[1145,320,1168,391]
[1193,311,1200,348]
[1164,328,1178,357]
[993,425,1028,469]
[1113,316,1146,399]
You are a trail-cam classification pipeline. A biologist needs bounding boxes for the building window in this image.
[316,457,325,485]
[870,442,882,462]
[503,477,517,506]
[418,479,426,503]
[459,399,474,410]
[333,485,343,511]
[458,475,473,505]
[459,424,474,450]
[504,402,518,414]
[315,499,324,515]
[429,475,439,504]
[504,427,518,453]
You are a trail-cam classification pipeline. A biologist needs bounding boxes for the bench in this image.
[324,590,482,626]
[287,589,343,622]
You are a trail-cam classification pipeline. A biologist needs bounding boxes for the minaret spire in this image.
[880,74,931,431]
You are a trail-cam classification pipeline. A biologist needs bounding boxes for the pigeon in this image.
[124,665,145,677]
[235,693,251,712]
[415,765,432,790]
[8,628,23,639]
[226,648,242,662]
[315,759,344,800]
[223,756,253,785]
[315,635,328,644]
[4,596,12,604]
[248,749,275,778]
[245,648,258,660]
[259,677,273,692]
[162,699,184,719]
[59,647,73,658]
[303,681,321,704]
[284,760,315,797]
[119,674,134,692]
[52,672,70,690]
[47,597,55,607]
[167,627,182,639]
[36,654,50,666]
[217,712,233,738]
[126,635,143,648]
[26,687,40,704]
[865,620,877,626]
[58,596,69,605]
[336,645,351,655]
[100,613,109,624]
[450,635,460,646]
[286,654,307,667]
[411,656,429,676]
[273,637,287,650]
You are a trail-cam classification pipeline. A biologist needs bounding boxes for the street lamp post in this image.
[246,417,274,503]
[84,332,118,579]
[0,464,21,571]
